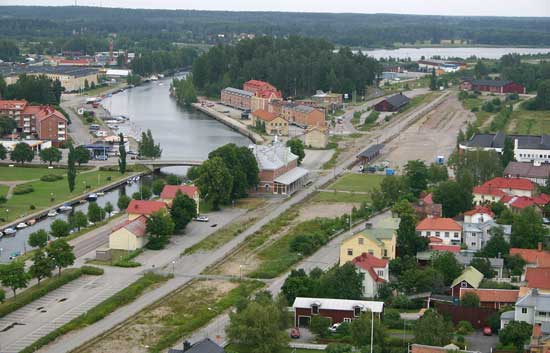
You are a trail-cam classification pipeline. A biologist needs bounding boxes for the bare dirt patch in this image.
[299,202,359,222]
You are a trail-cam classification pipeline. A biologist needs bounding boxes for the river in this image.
[0,78,250,262]
[362,47,550,60]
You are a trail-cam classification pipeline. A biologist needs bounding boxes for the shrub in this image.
[391,294,412,309]
[471,106,479,112]
[106,176,112,181]
[13,184,34,195]
[310,315,331,338]
[383,308,403,329]
[81,266,104,276]
[29,204,36,210]
[456,320,474,335]
[0,196,6,204]
[40,174,63,182]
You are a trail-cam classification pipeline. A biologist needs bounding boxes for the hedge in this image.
[13,184,34,195]
[40,174,64,182]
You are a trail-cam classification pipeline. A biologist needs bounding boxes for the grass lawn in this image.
[326,173,385,193]
[311,191,371,203]
[461,97,492,127]
[1,170,127,225]
[80,81,126,97]
[322,147,343,170]
[0,185,8,197]
[506,108,550,134]
[0,165,69,182]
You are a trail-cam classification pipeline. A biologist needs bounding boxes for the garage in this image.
[297,316,311,327]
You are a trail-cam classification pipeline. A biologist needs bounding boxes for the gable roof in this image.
[510,248,550,267]
[516,289,550,311]
[483,177,535,191]
[451,266,484,288]
[112,215,147,237]
[471,79,513,87]
[505,161,550,179]
[168,338,225,353]
[385,93,410,109]
[222,87,254,97]
[416,217,461,231]
[352,228,396,246]
[460,288,519,303]
[358,144,383,159]
[526,268,550,290]
[464,205,495,217]
[160,185,199,200]
[292,297,384,313]
[429,244,461,253]
[0,99,28,111]
[251,109,279,122]
[508,195,550,209]
[249,143,298,170]
[352,253,388,283]
[126,200,166,215]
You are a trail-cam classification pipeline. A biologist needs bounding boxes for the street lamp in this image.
[171,260,176,275]
[5,209,8,222]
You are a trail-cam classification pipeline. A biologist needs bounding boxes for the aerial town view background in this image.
[0,2,549,353]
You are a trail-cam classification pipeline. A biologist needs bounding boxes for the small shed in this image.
[374,93,411,112]
[357,144,384,165]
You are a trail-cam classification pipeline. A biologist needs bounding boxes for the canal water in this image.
[0,78,250,262]
[362,47,550,60]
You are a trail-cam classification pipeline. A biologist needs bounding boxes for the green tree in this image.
[152,179,166,195]
[350,312,386,348]
[397,213,427,257]
[382,308,402,329]
[429,69,437,91]
[74,146,90,166]
[476,228,510,258]
[117,194,131,211]
[380,176,409,205]
[67,145,77,192]
[146,210,175,250]
[132,185,152,200]
[281,269,316,304]
[0,116,17,136]
[0,289,4,303]
[104,201,114,216]
[534,80,550,110]
[432,180,473,218]
[470,257,494,279]
[400,267,445,294]
[451,150,503,185]
[118,133,126,174]
[404,160,429,197]
[138,129,162,159]
[428,163,448,184]
[87,201,105,223]
[505,254,527,277]
[170,191,197,232]
[511,206,545,248]
[460,292,481,308]
[69,211,88,231]
[310,315,331,338]
[39,146,62,166]
[0,261,29,298]
[0,144,7,160]
[10,142,34,164]
[319,262,363,299]
[227,297,289,353]
[29,249,55,284]
[391,199,415,218]
[196,156,233,210]
[501,137,515,168]
[28,229,49,248]
[414,309,453,346]
[47,239,75,277]
[286,138,305,165]
[499,321,533,353]
[326,344,353,353]
[50,219,71,238]
[431,251,463,286]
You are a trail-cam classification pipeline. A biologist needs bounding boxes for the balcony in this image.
[58,124,66,129]
[58,130,66,135]
[535,315,550,323]
[58,137,66,141]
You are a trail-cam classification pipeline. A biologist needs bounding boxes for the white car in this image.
[328,323,341,333]
[195,215,209,222]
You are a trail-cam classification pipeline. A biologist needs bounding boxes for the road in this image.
[6,88,452,353]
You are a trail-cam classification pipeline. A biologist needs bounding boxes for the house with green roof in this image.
[339,227,397,264]
[451,266,484,298]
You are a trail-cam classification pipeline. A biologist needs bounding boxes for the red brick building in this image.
[281,103,326,128]
[220,87,253,110]
[243,80,281,97]
[0,99,67,146]
[292,297,384,327]
[460,79,526,94]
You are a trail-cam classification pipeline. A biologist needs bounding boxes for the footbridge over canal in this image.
[132,159,204,170]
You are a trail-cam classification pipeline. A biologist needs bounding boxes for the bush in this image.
[29,204,36,210]
[81,266,104,275]
[40,174,63,182]
[13,184,34,195]
[310,315,331,338]
[0,196,6,204]
[383,308,403,329]
[456,320,474,335]
[390,294,412,309]
[471,106,479,112]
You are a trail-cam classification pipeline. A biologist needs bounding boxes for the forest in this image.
[191,36,381,97]
[1,6,550,49]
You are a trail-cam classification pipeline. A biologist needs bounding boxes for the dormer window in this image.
[354,306,362,317]
[311,303,320,314]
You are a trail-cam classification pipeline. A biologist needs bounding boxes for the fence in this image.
[433,302,497,329]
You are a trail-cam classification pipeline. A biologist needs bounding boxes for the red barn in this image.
[292,297,384,327]
[460,79,525,94]
[374,93,410,112]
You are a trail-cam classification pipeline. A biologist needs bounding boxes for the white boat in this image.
[96,191,105,196]
[27,219,36,225]
[0,232,3,238]
[133,175,140,181]
[3,228,16,235]
[87,193,98,201]
[47,210,58,217]
[16,222,28,229]
[59,205,73,212]
[149,75,159,81]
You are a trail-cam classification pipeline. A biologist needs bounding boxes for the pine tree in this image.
[118,133,126,174]
[67,145,76,192]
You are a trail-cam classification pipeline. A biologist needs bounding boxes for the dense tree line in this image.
[2,7,550,48]
[130,48,198,76]
[499,53,550,92]
[2,75,62,105]
[192,36,380,97]
[0,40,20,61]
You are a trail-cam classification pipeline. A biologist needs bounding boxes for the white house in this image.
[351,253,389,298]
[462,206,511,251]
[416,217,462,245]
[513,289,550,326]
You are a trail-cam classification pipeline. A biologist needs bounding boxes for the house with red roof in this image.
[463,206,495,223]
[413,193,443,220]
[416,217,462,245]
[351,253,389,298]
[460,288,519,309]
[510,243,550,269]
[109,215,148,251]
[526,268,550,290]
[126,200,167,220]
[160,185,200,214]
[250,110,289,136]
[473,177,535,205]
[506,194,550,213]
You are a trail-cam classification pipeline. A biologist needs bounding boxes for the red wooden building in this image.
[292,297,384,327]
[374,93,410,112]
[460,79,526,94]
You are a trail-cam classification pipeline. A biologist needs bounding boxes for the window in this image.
[522,308,528,314]
[454,232,459,238]
[347,249,353,256]
[358,238,364,245]
[461,281,468,288]
[471,242,476,246]
[383,249,388,257]
[435,232,440,236]
[445,232,449,238]
[368,250,374,255]
[377,270,384,276]
[311,305,319,314]
[426,231,431,236]
[344,318,352,323]
[354,307,361,317]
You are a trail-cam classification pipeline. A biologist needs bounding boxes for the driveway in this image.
[466,331,498,353]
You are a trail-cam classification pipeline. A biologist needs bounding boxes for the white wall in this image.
[420,229,462,244]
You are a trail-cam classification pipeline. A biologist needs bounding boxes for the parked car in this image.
[195,215,209,222]
[483,326,492,336]
[328,323,341,333]
[290,327,300,339]
[95,155,108,161]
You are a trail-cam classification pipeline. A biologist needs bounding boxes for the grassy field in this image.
[397,92,437,115]
[0,185,8,197]
[311,191,371,203]
[326,173,385,193]
[0,165,69,181]
[461,97,492,127]
[506,108,550,134]
[1,170,127,225]
[80,81,126,97]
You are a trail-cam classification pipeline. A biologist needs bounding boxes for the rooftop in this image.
[0,64,99,78]
[463,133,550,151]
[168,338,225,353]
[112,215,147,237]
[505,162,550,179]
[292,297,384,313]
[451,266,484,288]
[160,185,199,200]
[352,253,388,283]
[251,109,279,122]
[384,93,410,108]
[510,247,550,266]
[249,143,298,171]
[126,200,166,216]
[526,268,550,290]
[464,205,495,217]
[222,87,254,97]
[482,177,535,191]
[516,289,550,311]
[460,288,519,303]
[416,217,462,231]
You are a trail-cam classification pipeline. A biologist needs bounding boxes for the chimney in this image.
[538,242,543,252]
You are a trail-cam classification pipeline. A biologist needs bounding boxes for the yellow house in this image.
[339,225,397,264]
[160,185,200,215]
[304,126,328,149]
[250,109,289,136]
[126,200,167,220]
[109,216,148,251]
